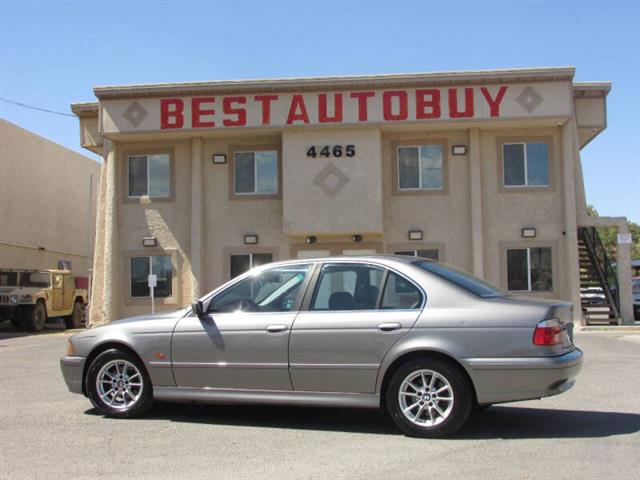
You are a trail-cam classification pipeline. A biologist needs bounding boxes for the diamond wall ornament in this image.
[123,101,148,127]
[516,87,543,113]
[313,163,349,198]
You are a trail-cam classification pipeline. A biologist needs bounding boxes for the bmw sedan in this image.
[60,256,582,437]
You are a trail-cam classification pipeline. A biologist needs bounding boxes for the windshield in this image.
[0,272,18,287]
[415,261,504,298]
[20,272,50,288]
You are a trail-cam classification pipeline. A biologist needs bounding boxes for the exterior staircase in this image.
[578,227,620,324]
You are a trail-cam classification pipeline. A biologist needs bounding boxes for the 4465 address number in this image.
[306,145,355,158]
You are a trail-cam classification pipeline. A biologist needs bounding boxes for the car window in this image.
[381,271,423,309]
[415,261,504,298]
[310,263,384,311]
[208,264,311,313]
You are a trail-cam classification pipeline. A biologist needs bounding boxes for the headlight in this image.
[9,295,19,304]
[19,294,32,303]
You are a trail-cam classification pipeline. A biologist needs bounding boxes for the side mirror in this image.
[191,301,205,317]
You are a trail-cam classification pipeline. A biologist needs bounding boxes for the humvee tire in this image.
[64,301,83,329]
[24,301,47,332]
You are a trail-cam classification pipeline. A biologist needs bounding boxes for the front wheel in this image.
[24,302,47,332]
[386,359,473,437]
[86,349,154,418]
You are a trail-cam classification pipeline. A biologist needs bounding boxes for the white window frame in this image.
[397,144,443,191]
[502,142,549,188]
[234,150,279,195]
[506,247,551,292]
[129,254,172,298]
[127,154,171,198]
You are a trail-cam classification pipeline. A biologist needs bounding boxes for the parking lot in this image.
[1,324,639,480]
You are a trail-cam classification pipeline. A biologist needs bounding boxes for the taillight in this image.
[533,319,563,346]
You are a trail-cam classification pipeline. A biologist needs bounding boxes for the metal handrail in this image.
[579,227,620,317]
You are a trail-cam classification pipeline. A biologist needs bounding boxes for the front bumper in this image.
[60,356,86,394]
[465,348,583,405]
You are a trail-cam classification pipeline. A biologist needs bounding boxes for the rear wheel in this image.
[86,349,153,418]
[64,301,83,329]
[24,302,47,332]
[386,358,472,437]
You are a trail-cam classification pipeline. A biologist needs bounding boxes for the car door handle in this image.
[378,322,402,332]
[266,324,287,333]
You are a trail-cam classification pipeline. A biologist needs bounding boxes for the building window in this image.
[128,154,170,197]
[230,253,274,279]
[130,255,173,298]
[234,151,278,195]
[503,142,549,187]
[397,145,443,190]
[507,247,552,292]
[394,249,439,261]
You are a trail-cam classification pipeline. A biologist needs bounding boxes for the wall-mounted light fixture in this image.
[142,236,157,247]
[244,234,258,245]
[452,145,467,156]
[212,154,227,164]
[306,236,317,245]
[408,230,423,241]
[521,228,537,238]
[351,234,363,243]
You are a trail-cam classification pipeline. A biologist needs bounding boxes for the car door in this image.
[171,263,313,390]
[289,261,424,394]
[52,274,64,311]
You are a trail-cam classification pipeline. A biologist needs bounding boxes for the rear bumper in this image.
[60,356,86,394]
[464,348,583,405]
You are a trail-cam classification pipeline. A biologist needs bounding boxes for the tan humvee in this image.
[0,269,88,332]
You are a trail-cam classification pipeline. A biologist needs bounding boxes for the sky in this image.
[1,0,638,222]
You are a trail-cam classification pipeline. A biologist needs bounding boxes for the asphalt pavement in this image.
[1,322,639,480]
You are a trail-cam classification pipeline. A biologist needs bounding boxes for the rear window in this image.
[415,261,504,298]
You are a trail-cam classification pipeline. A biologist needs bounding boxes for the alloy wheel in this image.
[398,369,454,427]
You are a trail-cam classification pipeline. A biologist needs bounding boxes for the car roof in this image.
[256,254,432,268]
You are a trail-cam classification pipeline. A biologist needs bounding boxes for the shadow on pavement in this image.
[0,318,68,340]
[85,402,640,439]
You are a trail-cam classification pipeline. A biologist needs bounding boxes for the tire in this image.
[64,301,84,329]
[10,315,23,330]
[385,358,473,438]
[85,349,154,418]
[24,302,47,332]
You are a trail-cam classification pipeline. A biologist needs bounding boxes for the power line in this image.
[0,97,76,118]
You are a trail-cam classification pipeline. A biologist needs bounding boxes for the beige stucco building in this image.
[71,67,634,326]
[0,119,101,277]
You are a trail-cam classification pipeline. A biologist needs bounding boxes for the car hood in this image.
[109,307,190,325]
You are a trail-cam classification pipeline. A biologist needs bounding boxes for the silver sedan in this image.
[60,256,582,437]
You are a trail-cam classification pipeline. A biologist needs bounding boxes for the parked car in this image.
[60,256,582,437]
[0,269,87,331]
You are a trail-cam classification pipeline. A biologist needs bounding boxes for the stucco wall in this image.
[0,119,101,277]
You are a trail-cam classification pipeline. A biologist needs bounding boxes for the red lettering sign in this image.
[480,86,508,117]
[254,95,279,125]
[448,88,474,118]
[383,91,408,121]
[223,96,247,127]
[191,97,215,128]
[318,93,343,123]
[286,95,310,124]
[160,99,184,129]
[350,91,375,121]
[415,89,441,119]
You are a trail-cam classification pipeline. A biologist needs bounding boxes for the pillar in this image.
[562,120,582,325]
[102,139,118,323]
[616,222,634,324]
[468,128,484,278]
[190,137,204,302]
